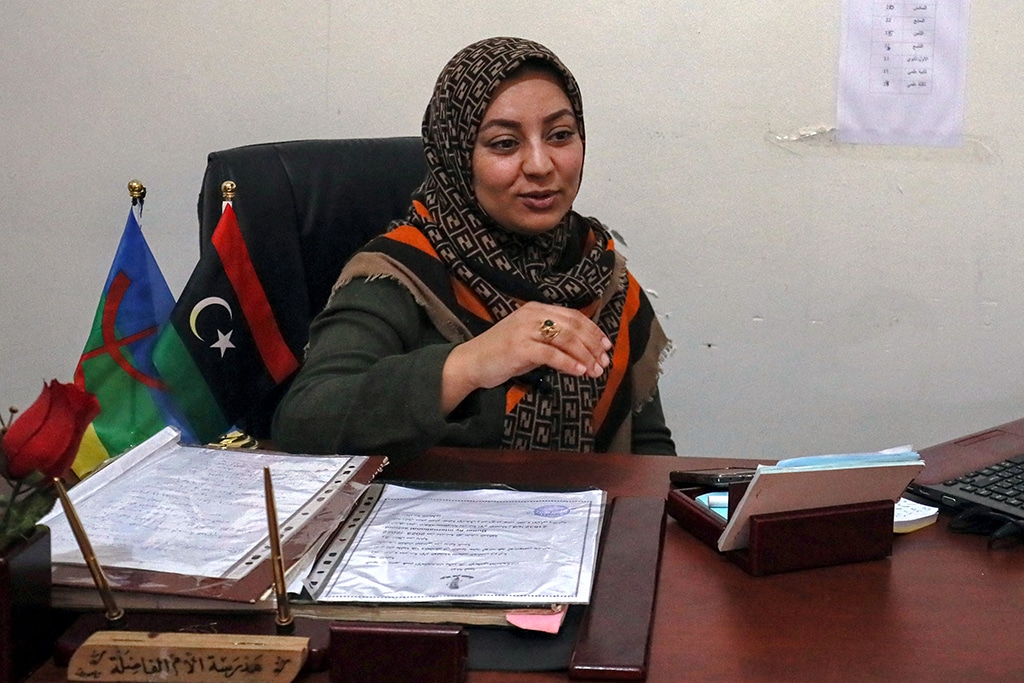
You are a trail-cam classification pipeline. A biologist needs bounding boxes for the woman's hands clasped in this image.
[441,301,611,415]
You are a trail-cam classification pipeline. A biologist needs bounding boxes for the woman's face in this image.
[471,68,584,236]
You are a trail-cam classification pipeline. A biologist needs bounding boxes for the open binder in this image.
[43,428,386,606]
[45,429,666,677]
[44,429,604,628]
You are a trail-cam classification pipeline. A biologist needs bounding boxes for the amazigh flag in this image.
[151,201,300,443]
[73,204,178,477]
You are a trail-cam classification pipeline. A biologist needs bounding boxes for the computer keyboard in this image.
[936,454,1024,517]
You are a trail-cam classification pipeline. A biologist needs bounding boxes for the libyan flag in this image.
[152,202,300,443]
[73,205,178,476]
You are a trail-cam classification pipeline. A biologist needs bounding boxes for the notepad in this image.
[893,497,939,533]
[716,451,925,551]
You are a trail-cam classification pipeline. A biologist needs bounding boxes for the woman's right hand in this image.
[440,301,612,415]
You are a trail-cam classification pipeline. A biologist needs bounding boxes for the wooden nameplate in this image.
[54,612,331,673]
[67,631,307,682]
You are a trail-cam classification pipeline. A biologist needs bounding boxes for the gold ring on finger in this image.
[539,319,561,343]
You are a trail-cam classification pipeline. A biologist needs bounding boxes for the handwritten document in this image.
[305,485,605,605]
[43,427,360,579]
[837,0,970,145]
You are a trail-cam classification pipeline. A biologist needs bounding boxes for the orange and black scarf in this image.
[336,37,669,452]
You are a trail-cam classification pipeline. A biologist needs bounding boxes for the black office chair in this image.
[195,137,427,438]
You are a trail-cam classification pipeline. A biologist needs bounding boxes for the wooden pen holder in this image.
[666,484,895,576]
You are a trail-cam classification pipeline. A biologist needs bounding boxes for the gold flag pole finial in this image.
[127,179,146,201]
[221,180,236,202]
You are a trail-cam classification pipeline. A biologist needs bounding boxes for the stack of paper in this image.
[716,448,927,551]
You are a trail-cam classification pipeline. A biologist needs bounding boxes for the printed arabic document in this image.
[308,485,605,605]
[837,0,970,145]
[42,427,358,579]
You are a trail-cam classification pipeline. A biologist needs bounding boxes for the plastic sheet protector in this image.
[305,485,606,605]
[42,427,361,579]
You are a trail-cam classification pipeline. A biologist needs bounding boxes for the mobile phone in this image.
[669,467,756,488]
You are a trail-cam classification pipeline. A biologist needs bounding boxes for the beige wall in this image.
[2,1,1020,458]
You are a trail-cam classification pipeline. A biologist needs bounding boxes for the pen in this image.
[53,477,126,629]
[264,467,294,634]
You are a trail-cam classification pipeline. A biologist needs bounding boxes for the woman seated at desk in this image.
[273,37,675,461]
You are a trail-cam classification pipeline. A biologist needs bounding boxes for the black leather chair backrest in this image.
[196,137,427,436]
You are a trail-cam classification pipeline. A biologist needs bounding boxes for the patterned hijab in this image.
[411,36,615,320]
[338,36,667,452]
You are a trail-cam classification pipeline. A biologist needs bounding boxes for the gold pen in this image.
[263,467,294,634]
[53,477,126,629]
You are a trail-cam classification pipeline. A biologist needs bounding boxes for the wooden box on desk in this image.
[665,483,895,576]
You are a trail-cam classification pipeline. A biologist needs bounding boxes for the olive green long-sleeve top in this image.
[272,277,675,462]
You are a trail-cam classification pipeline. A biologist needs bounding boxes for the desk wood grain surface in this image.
[26,448,1024,682]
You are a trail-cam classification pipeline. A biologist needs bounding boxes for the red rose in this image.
[1,380,100,479]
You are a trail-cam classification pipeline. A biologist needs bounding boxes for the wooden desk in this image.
[26,448,1024,682]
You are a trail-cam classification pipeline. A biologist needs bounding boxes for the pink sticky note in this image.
[505,608,567,634]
